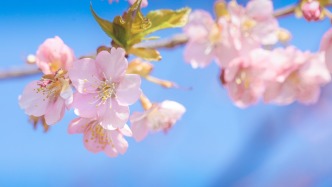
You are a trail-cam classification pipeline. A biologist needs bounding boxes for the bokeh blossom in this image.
[69,117,132,157]
[264,46,331,105]
[223,49,271,108]
[36,36,75,74]
[320,28,332,72]
[19,69,73,125]
[69,48,141,130]
[130,100,186,141]
[184,0,280,68]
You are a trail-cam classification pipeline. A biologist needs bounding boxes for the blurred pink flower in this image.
[184,0,279,68]
[69,48,141,130]
[223,49,271,108]
[184,10,222,68]
[36,36,75,74]
[320,28,332,72]
[129,0,148,7]
[68,117,132,157]
[19,70,73,125]
[264,46,331,105]
[130,100,186,141]
[301,0,321,21]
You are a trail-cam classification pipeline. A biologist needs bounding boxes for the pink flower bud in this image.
[301,0,321,21]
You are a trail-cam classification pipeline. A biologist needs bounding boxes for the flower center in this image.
[35,69,67,100]
[235,71,251,89]
[85,123,114,148]
[96,81,118,104]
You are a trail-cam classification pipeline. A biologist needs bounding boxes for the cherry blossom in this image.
[320,28,332,72]
[69,48,141,130]
[184,10,222,68]
[264,46,331,105]
[36,36,75,74]
[223,49,271,108]
[19,69,73,125]
[301,0,322,21]
[184,0,280,68]
[68,117,132,157]
[130,100,186,141]
[129,0,148,7]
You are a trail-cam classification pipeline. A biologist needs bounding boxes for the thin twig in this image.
[0,66,40,80]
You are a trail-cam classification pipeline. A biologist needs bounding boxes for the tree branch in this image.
[0,66,40,80]
[1,2,331,80]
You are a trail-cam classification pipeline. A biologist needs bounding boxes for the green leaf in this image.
[128,47,162,61]
[142,8,191,36]
[90,5,123,46]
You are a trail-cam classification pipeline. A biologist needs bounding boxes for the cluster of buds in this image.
[183,0,332,107]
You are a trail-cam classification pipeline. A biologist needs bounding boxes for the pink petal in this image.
[184,40,215,68]
[72,93,98,118]
[118,124,133,137]
[320,28,332,72]
[116,74,141,106]
[112,131,128,154]
[95,49,127,82]
[68,117,90,134]
[99,99,129,130]
[104,144,119,157]
[44,97,66,125]
[128,0,148,7]
[83,130,104,153]
[19,81,49,117]
[36,36,75,74]
[184,10,215,41]
[130,112,149,141]
[69,58,102,94]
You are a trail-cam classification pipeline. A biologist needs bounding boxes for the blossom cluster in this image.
[184,0,332,107]
[19,36,185,157]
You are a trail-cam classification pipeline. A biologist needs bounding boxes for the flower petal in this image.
[19,81,50,117]
[130,112,149,141]
[69,58,101,94]
[68,117,90,134]
[116,74,141,106]
[72,93,98,118]
[44,97,66,125]
[96,48,127,82]
[99,100,129,130]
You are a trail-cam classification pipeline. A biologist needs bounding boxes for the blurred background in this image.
[1,0,332,186]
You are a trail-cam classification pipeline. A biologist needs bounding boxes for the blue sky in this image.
[1,0,332,187]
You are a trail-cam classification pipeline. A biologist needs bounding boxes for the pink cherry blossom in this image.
[36,36,75,74]
[68,117,132,157]
[19,69,73,125]
[264,46,331,105]
[301,0,321,21]
[69,48,141,130]
[130,100,185,141]
[184,10,221,68]
[184,1,279,69]
[129,0,148,7]
[223,49,271,108]
[320,28,332,72]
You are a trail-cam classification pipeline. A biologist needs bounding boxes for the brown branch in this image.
[273,4,297,18]
[0,66,40,80]
[136,33,189,49]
